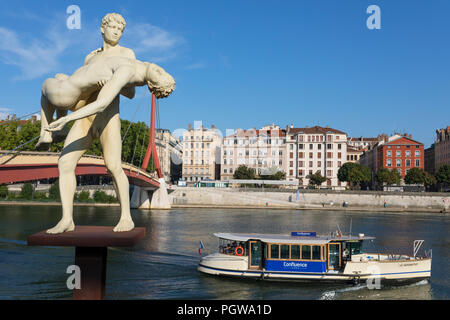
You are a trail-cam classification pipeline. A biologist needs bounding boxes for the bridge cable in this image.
[0,135,40,160]
[130,124,144,167]
[121,92,146,144]
[137,122,148,175]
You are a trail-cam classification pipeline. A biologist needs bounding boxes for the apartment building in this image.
[435,126,450,172]
[220,125,287,181]
[182,124,222,183]
[155,129,182,183]
[285,126,348,187]
[360,133,424,179]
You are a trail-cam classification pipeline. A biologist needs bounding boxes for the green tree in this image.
[307,171,327,187]
[435,164,450,185]
[93,190,109,203]
[375,168,400,185]
[347,165,371,189]
[233,165,256,180]
[405,168,436,186]
[20,183,34,200]
[337,162,359,183]
[77,190,91,202]
[48,180,60,200]
[0,185,8,199]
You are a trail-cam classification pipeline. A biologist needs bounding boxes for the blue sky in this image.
[0,0,449,147]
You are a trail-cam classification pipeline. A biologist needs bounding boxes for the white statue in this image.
[40,13,175,234]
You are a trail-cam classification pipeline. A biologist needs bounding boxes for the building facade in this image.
[155,129,182,183]
[435,126,450,172]
[360,134,424,180]
[285,126,348,187]
[182,124,222,183]
[220,125,287,181]
[346,146,363,163]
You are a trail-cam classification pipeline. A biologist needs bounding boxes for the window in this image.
[309,161,313,167]
[387,150,392,157]
[396,151,401,157]
[317,161,321,167]
[415,150,420,157]
[270,244,279,259]
[327,170,332,177]
[338,144,342,150]
[415,159,420,167]
[396,159,401,167]
[327,152,332,158]
[318,152,322,159]
[312,246,321,260]
[327,144,332,150]
[299,144,304,150]
[387,159,392,167]
[318,144,322,150]
[406,151,411,157]
[302,245,311,260]
[338,152,342,159]
[291,245,300,259]
[280,245,290,259]
[299,152,304,158]
[309,144,313,150]
[309,152,313,159]
[406,159,411,167]
[299,161,304,167]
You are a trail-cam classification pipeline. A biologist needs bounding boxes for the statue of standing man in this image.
[46,13,142,234]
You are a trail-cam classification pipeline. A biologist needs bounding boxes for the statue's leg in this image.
[98,102,134,232]
[47,118,93,234]
[36,95,55,150]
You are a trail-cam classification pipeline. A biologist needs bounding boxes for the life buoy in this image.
[235,246,244,256]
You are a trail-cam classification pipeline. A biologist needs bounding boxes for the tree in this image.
[0,185,8,199]
[337,162,359,183]
[20,183,34,200]
[405,168,436,186]
[435,164,450,185]
[375,168,400,185]
[347,165,371,189]
[233,165,256,180]
[338,163,371,189]
[48,180,60,200]
[307,171,327,187]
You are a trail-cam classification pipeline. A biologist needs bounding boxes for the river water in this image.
[0,205,448,300]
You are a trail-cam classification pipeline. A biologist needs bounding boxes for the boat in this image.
[198,231,432,285]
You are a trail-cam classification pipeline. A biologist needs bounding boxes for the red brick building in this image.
[376,136,424,179]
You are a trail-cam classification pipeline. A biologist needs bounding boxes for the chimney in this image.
[211,124,216,130]
[12,114,17,120]
[290,124,293,129]
[188,124,192,130]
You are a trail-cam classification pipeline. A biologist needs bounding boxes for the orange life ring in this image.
[235,246,244,256]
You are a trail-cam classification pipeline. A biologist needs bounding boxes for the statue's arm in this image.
[46,67,134,131]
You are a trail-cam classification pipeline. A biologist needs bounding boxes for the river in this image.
[0,205,448,300]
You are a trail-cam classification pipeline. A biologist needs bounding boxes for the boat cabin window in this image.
[302,245,311,260]
[219,239,247,256]
[346,241,363,255]
[291,245,300,259]
[280,245,290,259]
[270,244,279,259]
[312,245,321,260]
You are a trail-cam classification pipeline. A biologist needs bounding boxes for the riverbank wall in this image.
[170,188,450,213]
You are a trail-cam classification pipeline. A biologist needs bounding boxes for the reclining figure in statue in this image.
[36,56,175,149]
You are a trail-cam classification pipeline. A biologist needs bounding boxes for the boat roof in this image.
[213,232,375,245]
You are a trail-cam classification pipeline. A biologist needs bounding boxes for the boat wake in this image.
[319,279,430,300]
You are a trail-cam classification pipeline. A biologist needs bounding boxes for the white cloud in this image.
[0,26,71,80]
[0,107,12,120]
[185,62,206,70]
[123,22,185,62]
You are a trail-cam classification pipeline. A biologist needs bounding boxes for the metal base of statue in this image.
[27,226,145,300]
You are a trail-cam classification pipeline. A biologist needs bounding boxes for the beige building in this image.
[435,126,450,171]
[182,124,222,183]
[285,126,348,188]
[346,146,363,163]
[155,129,183,183]
[221,125,287,181]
